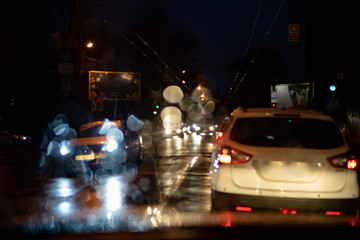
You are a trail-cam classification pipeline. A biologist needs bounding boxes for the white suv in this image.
[211,107,359,215]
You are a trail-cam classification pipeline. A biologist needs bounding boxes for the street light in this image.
[86,41,94,48]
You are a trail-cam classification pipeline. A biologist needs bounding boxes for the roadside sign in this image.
[88,71,141,101]
[271,83,311,109]
[326,95,342,111]
[336,73,344,80]
[271,90,278,103]
[288,24,300,42]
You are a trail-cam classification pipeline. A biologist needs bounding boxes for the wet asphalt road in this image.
[0,134,215,233]
[1,134,360,238]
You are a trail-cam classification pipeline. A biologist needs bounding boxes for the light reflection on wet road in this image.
[1,134,360,235]
[154,135,213,212]
[0,134,215,233]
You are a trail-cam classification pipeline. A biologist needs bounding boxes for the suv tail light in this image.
[219,148,252,164]
[279,208,297,215]
[327,153,358,170]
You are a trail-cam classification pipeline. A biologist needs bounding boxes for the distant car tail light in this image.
[235,206,252,212]
[327,153,358,170]
[325,211,341,216]
[279,208,297,215]
[219,148,252,164]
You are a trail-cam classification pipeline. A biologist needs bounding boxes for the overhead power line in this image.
[226,0,263,105]
[119,32,171,84]
[128,28,190,91]
[225,0,286,105]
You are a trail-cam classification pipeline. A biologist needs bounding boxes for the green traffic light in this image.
[329,85,336,92]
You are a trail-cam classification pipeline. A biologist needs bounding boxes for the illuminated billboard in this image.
[271,83,313,109]
[89,71,141,101]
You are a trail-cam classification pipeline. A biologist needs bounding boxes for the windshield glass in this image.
[1,0,360,238]
[231,118,345,149]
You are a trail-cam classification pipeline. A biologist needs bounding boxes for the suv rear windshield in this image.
[231,117,345,149]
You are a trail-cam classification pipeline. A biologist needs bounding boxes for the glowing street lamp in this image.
[86,41,94,48]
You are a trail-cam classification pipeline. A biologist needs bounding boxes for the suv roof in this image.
[231,107,333,121]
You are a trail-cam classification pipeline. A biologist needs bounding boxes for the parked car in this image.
[0,130,31,146]
[211,107,359,215]
[69,120,142,170]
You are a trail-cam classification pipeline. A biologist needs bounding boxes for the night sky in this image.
[159,0,306,93]
[95,0,307,93]
[1,0,359,135]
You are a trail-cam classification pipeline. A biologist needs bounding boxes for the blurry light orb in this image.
[139,178,151,192]
[105,177,124,211]
[54,123,69,137]
[66,128,78,139]
[58,201,72,214]
[106,128,124,143]
[99,119,118,135]
[179,97,193,111]
[86,42,94,48]
[48,114,69,131]
[203,100,216,114]
[160,106,182,122]
[47,140,60,157]
[139,133,153,149]
[60,145,69,156]
[187,103,203,121]
[112,164,125,175]
[60,140,71,155]
[57,178,75,197]
[105,139,118,152]
[191,86,212,104]
[127,114,144,132]
[163,85,184,104]
[94,168,109,183]
[165,128,172,135]
[141,119,153,133]
[112,148,127,164]
[125,163,138,181]
[160,106,182,130]
[131,189,144,203]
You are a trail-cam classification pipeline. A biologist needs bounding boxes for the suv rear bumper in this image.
[212,190,359,215]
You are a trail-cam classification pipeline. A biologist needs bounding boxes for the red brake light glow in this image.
[279,208,297,215]
[327,153,358,170]
[325,211,341,216]
[221,219,232,227]
[219,148,252,164]
[347,159,358,170]
[235,206,252,212]
[219,154,232,164]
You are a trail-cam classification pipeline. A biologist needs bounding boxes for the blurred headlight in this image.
[105,139,118,152]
